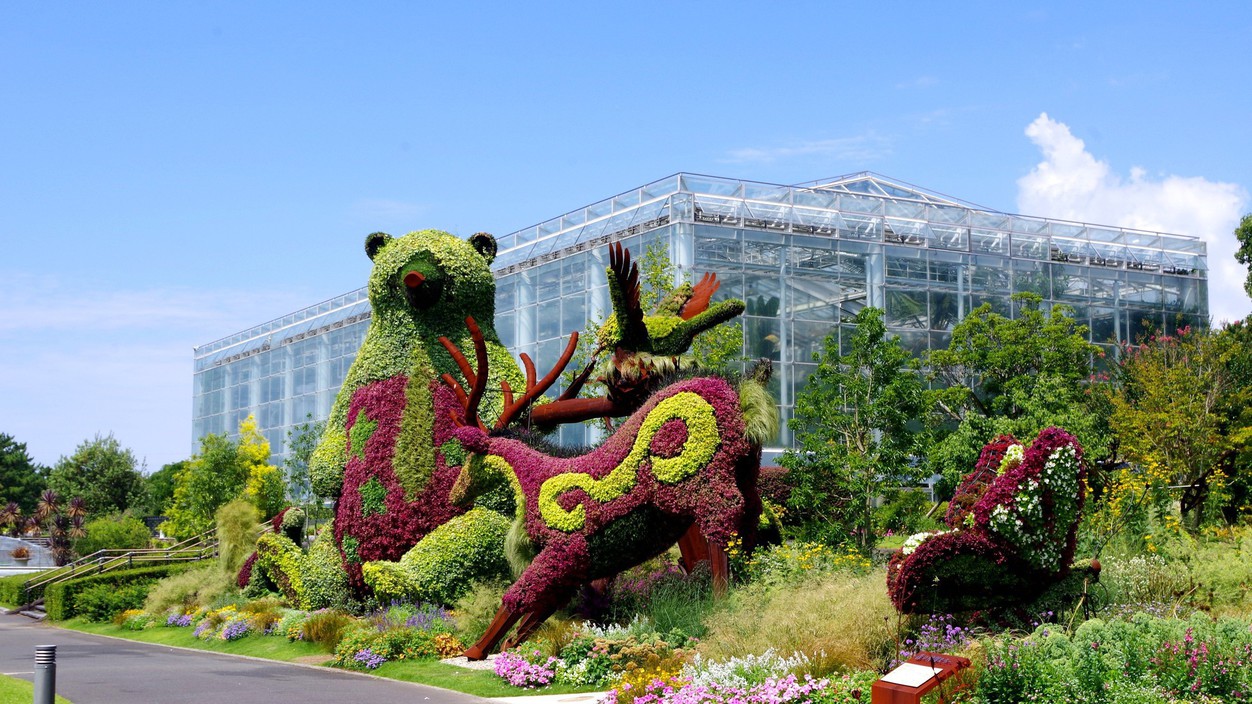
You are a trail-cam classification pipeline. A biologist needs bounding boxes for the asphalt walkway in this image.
[0,614,492,704]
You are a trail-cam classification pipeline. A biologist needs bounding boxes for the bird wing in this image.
[608,242,649,349]
[679,271,721,320]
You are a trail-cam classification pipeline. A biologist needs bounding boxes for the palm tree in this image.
[35,489,61,523]
[66,497,88,520]
[0,502,20,537]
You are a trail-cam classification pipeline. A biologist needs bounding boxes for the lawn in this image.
[0,674,73,704]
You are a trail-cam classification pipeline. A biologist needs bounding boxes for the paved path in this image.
[0,614,492,704]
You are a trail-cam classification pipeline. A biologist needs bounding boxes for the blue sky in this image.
[2,3,1250,471]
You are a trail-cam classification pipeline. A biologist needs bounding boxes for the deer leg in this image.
[676,523,710,573]
[463,605,523,661]
[708,540,730,598]
[501,602,563,651]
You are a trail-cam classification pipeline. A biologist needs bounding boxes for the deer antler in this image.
[438,316,579,431]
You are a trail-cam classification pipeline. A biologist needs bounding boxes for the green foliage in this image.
[45,563,192,620]
[301,609,356,651]
[782,307,924,549]
[1108,326,1238,530]
[453,579,510,644]
[143,563,234,613]
[1236,213,1252,298]
[216,498,260,575]
[74,581,150,622]
[362,507,510,605]
[874,490,939,535]
[164,416,282,539]
[47,433,148,515]
[698,571,895,674]
[926,292,1106,494]
[0,572,32,607]
[303,525,351,609]
[0,433,48,513]
[73,513,152,556]
[283,416,324,504]
[144,460,183,516]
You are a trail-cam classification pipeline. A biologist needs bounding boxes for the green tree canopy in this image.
[1107,324,1238,531]
[163,416,285,539]
[925,292,1108,493]
[1235,214,1252,298]
[46,433,148,516]
[144,460,185,516]
[284,416,325,504]
[780,307,924,550]
[0,433,48,513]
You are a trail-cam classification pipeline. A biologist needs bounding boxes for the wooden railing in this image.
[20,529,218,604]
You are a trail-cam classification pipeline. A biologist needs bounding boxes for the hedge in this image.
[0,573,32,608]
[44,563,195,621]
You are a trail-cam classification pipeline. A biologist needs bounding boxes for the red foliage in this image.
[944,434,1019,528]
[334,376,467,591]
[889,427,1086,614]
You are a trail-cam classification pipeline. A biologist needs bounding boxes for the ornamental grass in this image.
[697,571,895,675]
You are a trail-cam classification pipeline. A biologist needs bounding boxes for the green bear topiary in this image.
[362,507,512,605]
[304,230,526,595]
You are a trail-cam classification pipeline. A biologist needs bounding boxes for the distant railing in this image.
[19,529,218,604]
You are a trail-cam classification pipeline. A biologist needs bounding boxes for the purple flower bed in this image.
[353,648,386,670]
[166,613,192,627]
[220,620,251,641]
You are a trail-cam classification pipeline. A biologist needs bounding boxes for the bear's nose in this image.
[404,270,426,289]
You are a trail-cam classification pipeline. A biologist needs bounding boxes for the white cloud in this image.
[724,134,891,164]
[1017,113,1250,324]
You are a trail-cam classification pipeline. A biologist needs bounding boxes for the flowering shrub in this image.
[741,541,872,585]
[977,613,1252,702]
[889,428,1086,614]
[975,428,1085,573]
[494,650,559,688]
[895,613,972,666]
[116,609,155,631]
[353,649,386,670]
[165,612,193,627]
[944,434,1019,528]
[900,531,946,557]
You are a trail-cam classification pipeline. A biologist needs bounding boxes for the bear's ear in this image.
[365,232,392,261]
[469,232,497,264]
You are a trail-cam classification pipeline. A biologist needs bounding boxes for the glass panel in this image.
[929,291,961,331]
[787,276,841,322]
[886,290,928,329]
[1012,259,1050,298]
[971,228,1008,254]
[1051,264,1089,301]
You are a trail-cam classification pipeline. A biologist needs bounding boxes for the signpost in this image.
[871,652,970,704]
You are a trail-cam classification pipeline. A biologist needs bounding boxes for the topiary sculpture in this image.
[887,427,1087,614]
[437,317,772,659]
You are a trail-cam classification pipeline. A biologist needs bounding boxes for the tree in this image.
[144,460,185,516]
[1235,214,1252,298]
[46,433,148,516]
[284,416,325,504]
[781,307,924,550]
[1107,325,1237,531]
[925,293,1108,493]
[163,416,285,539]
[0,433,48,513]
